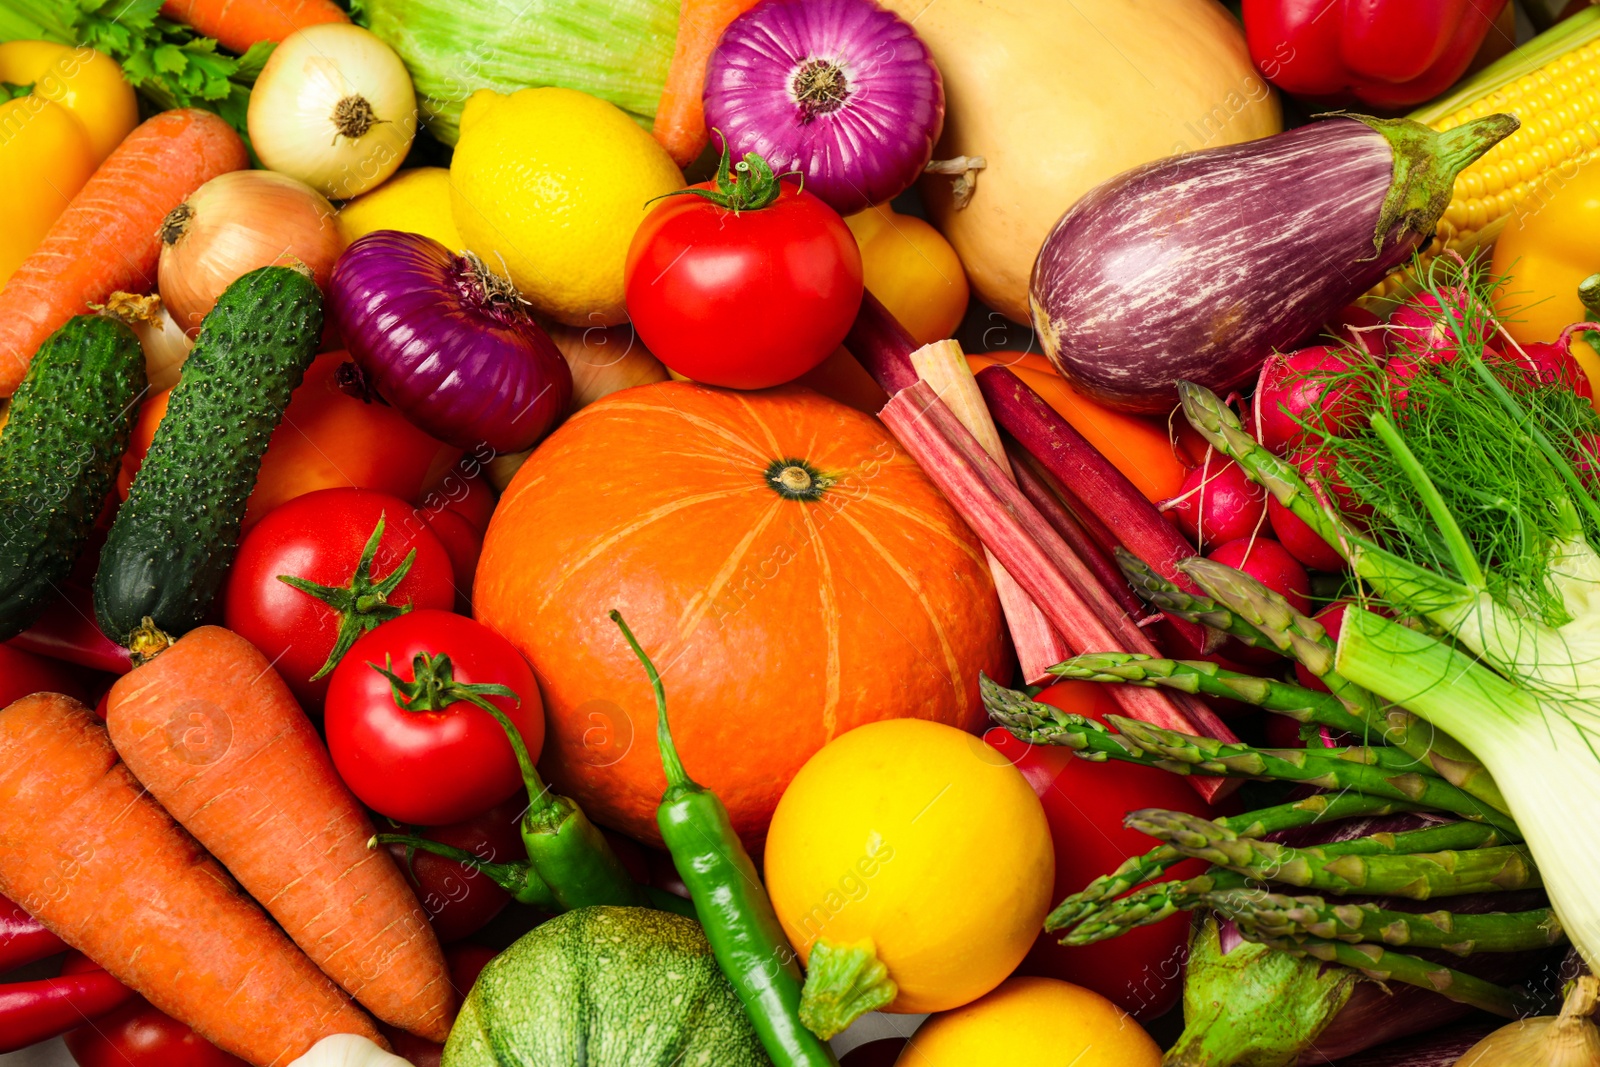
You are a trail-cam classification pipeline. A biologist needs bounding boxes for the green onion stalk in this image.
[1175,260,1600,973]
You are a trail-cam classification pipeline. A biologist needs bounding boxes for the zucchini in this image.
[94,266,323,645]
[0,316,146,640]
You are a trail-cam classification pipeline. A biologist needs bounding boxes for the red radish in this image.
[1295,601,1349,692]
[1294,448,1371,519]
[1254,344,1375,454]
[1328,304,1385,357]
[1208,537,1312,615]
[1495,323,1597,400]
[1268,496,1345,572]
[1160,456,1267,548]
[1386,287,1487,361]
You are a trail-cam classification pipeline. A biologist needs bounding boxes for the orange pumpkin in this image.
[474,382,1005,845]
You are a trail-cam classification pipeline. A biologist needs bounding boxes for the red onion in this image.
[330,230,572,454]
[702,0,944,217]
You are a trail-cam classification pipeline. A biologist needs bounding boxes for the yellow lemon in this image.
[764,719,1053,1031]
[896,977,1162,1067]
[449,87,682,326]
[337,167,464,250]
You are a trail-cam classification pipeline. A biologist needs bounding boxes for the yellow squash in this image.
[896,977,1161,1067]
[882,0,1281,325]
[764,719,1053,1033]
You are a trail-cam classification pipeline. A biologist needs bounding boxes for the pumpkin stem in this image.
[277,514,417,680]
[798,937,898,1039]
[609,610,697,799]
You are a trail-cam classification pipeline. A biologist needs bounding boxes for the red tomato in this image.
[624,177,864,390]
[386,798,525,942]
[422,509,483,615]
[65,998,245,1067]
[119,353,461,525]
[325,610,545,825]
[224,488,456,712]
[984,681,1226,1020]
[0,645,89,707]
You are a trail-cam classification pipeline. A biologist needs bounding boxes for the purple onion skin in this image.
[704,0,943,217]
[1030,113,1517,413]
[330,230,572,454]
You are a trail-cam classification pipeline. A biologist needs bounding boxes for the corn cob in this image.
[1368,6,1600,300]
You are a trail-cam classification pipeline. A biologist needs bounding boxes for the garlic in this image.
[286,1033,416,1067]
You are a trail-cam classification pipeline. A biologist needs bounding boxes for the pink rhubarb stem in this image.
[1008,445,1148,622]
[882,383,1237,798]
[845,290,919,394]
[976,365,1219,655]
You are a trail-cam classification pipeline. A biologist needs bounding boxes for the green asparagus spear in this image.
[1045,651,1375,739]
[1128,809,1537,898]
[1061,868,1247,944]
[1047,791,1418,930]
[1236,930,1535,1017]
[1206,886,1564,954]
[982,676,1520,834]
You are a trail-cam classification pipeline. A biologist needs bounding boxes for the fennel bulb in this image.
[352,0,678,145]
[1174,269,1600,973]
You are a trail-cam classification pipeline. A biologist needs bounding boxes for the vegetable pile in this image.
[8,2,1600,1067]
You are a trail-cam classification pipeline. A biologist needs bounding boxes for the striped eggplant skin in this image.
[1029,115,1514,413]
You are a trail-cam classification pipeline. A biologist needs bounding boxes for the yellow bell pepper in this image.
[0,41,138,164]
[0,42,137,286]
[1490,162,1600,389]
[0,94,96,286]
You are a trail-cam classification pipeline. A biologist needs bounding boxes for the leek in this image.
[351,0,678,145]
[1177,263,1600,973]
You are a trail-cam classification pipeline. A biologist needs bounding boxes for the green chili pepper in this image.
[368,832,698,919]
[612,610,840,1067]
[374,651,648,912]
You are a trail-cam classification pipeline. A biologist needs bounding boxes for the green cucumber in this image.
[94,266,323,646]
[0,316,146,640]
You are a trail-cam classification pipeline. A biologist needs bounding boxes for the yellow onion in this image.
[248,24,417,201]
[91,292,193,390]
[1456,976,1600,1066]
[158,170,341,335]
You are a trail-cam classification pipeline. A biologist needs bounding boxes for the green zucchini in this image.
[94,266,323,645]
[0,316,146,641]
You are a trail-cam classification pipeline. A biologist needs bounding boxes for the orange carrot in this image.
[0,110,247,397]
[967,353,1190,503]
[0,693,382,1067]
[107,627,455,1042]
[653,0,764,167]
[161,0,349,54]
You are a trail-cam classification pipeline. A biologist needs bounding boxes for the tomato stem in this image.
[650,134,792,214]
[278,514,415,681]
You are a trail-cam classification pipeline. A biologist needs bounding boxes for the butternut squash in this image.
[887,0,1282,324]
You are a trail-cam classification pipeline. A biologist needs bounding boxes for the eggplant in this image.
[1029,113,1518,413]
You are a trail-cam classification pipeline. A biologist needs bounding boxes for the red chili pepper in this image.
[0,953,137,1053]
[0,893,67,972]
[1242,0,1510,110]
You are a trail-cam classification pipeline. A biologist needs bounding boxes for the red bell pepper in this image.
[1242,0,1510,110]
[0,893,67,972]
[0,952,137,1053]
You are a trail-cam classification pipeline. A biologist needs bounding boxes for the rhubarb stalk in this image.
[909,339,1071,684]
[880,382,1238,797]
[843,291,918,393]
[976,364,1220,654]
